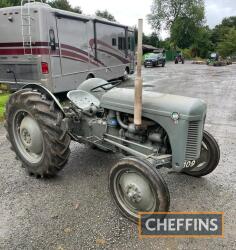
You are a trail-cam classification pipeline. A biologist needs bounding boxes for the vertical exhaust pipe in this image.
[134,19,143,127]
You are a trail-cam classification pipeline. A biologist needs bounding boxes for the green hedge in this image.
[0,93,9,121]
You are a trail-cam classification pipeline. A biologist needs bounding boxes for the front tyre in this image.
[183,131,220,177]
[109,157,170,223]
[5,89,71,178]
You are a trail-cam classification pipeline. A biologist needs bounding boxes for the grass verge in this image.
[0,93,9,122]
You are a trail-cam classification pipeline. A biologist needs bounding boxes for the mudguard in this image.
[22,84,65,115]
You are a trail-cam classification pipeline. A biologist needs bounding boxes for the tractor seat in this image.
[67,90,100,111]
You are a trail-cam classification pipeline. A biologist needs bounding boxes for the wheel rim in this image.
[113,167,158,219]
[186,141,210,172]
[13,110,44,164]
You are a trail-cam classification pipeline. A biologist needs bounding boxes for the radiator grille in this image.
[185,121,200,160]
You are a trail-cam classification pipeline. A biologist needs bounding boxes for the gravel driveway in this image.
[0,62,235,249]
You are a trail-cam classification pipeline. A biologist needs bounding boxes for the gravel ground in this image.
[0,62,236,250]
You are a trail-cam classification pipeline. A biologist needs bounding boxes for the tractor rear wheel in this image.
[5,89,71,178]
[109,157,170,223]
[183,131,220,177]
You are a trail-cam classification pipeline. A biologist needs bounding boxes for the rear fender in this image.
[78,78,107,92]
[22,84,65,116]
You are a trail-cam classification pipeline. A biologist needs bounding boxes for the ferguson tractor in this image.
[4,20,220,224]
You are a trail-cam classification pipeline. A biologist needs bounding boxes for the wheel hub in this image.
[21,128,32,145]
[118,172,156,212]
[125,184,142,203]
[19,115,43,155]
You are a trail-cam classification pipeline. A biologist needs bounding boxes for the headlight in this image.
[171,112,180,121]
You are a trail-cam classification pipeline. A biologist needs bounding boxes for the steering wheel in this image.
[91,80,122,92]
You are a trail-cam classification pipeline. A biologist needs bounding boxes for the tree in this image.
[72,6,82,14]
[211,16,236,47]
[48,0,82,13]
[217,28,236,57]
[221,16,236,28]
[0,0,23,8]
[95,10,116,22]
[0,0,48,7]
[147,0,209,57]
[170,16,198,48]
[149,32,159,47]
[0,0,82,14]
[159,37,172,50]
[191,26,213,58]
[0,0,10,8]
[148,0,205,32]
[48,0,70,10]
[133,26,159,47]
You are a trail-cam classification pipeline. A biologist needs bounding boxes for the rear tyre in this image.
[121,68,129,81]
[5,89,71,178]
[183,131,220,177]
[86,74,94,80]
[162,62,165,67]
[109,157,170,223]
[175,59,178,64]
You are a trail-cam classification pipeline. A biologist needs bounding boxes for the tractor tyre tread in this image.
[5,88,71,178]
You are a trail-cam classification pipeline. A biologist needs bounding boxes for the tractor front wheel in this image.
[183,131,220,177]
[109,157,170,223]
[5,89,71,178]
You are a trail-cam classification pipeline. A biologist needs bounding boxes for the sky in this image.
[69,0,236,38]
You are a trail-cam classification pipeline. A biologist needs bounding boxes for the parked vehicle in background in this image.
[231,54,236,63]
[226,56,232,65]
[207,52,219,65]
[207,52,232,66]
[175,53,184,64]
[144,53,166,67]
[0,2,135,93]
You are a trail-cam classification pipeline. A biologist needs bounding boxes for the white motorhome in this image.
[0,1,135,93]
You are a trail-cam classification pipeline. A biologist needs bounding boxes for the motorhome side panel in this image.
[0,6,44,89]
[0,3,135,93]
[37,7,56,92]
[94,22,131,79]
[54,17,90,92]
[85,20,109,80]
[45,10,62,80]
[128,30,135,74]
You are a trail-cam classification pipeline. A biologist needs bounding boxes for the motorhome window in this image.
[49,29,56,50]
[130,36,135,51]
[112,38,117,46]
[118,37,122,50]
[118,37,126,50]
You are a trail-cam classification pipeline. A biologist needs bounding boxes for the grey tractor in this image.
[5,78,220,223]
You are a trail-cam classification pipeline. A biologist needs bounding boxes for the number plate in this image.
[183,160,196,168]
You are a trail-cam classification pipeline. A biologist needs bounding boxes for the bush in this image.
[182,49,192,59]
[0,93,9,121]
